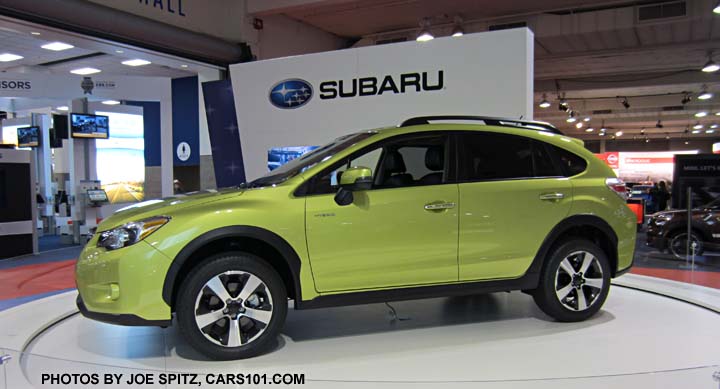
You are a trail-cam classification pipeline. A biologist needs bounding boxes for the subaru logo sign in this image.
[269,79,313,109]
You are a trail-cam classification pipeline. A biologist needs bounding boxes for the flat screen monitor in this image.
[87,189,109,202]
[70,113,109,139]
[17,126,39,147]
[51,114,68,148]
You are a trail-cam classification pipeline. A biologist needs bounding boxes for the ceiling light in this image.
[711,124,719,129]
[180,64,189,68]
[615,131,623,137]
[695,111,708,117]
[41,42,74,51]
[0,53,23,62]
[583,116,591,122]
[30,31,41,35]
[620,97,630,109]
[115,50,124,54]
[685,140,690,145]
[56,106,69,111]
[122,59,152,66]
[716,112,720,116]
[585,128,594,132]
[706,129,716,133]
[558,99,569,112]
[566,117,577,123]
[665,134,670,140]
[451,16,464,37]
[698,85,713,100]
[576,122,583,129]
[715,1,720,13]
[640,129,646,135]
[693,123,704,130]
[645,138,650,143]
[70,67,101,75]
[102,100,120,105]
[416,18,434,42]
[692,129,701,134]
[702,55,720,72]
[538,94,551,108]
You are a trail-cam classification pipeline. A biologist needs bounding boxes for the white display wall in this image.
[229,28,535,180]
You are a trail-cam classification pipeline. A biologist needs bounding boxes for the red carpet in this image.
[631,267,720,289]
[0,259,77,300]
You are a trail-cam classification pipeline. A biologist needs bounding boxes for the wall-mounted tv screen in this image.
[87,189,109,202]
[70,113,109,139]
[17,126,39,148]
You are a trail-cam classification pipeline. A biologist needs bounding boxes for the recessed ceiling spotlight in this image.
[121,59,151,66]
[70,67,101,75]
[706,129,716,133]
[693,122,704,130]
[695,111,708,117]
[575,122,583,129]
[584,117,591,122]
[711,124,719,129]
[30,31,41,36]
[538,94,551,108]
[41,42,74,51]
[685,140,690,145]
[566,117,577,123]
[692,129,701,134]
[645,138,650,143]
[615,131,623,137]
[665,134,670,140]
[585,127,594,132]
[102,100,120,105]
[115,50,124,54]
[599,131,606,136]
[180,64,189,68]
[56,106,69,111]
[416,18,434,42]
[716,112,720,116]
[0,53,23,62]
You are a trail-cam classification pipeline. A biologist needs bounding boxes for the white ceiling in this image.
[0,16,213,78]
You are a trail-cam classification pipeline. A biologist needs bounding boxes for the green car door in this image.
[456,132,573,280]
[304,133,459,292]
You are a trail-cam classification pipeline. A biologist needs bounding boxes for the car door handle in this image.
[424,202,456,211]
[539,193,565,201]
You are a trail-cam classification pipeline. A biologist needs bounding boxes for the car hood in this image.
[98,188,244,231]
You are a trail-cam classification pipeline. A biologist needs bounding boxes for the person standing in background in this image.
[656,181,670,211]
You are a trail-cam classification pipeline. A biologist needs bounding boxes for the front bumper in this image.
[75,237,174,324]
[77,295,172,327]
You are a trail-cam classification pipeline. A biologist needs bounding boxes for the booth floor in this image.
[1,275,719,388]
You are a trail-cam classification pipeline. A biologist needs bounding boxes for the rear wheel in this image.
[532,240,611,322]
[176,252,287,360]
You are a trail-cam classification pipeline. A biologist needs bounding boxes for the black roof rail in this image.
[400,116,563,135]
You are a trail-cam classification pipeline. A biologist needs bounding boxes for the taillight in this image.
[605,178,628,200]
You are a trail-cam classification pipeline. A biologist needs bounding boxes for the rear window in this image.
[551,146,588,177]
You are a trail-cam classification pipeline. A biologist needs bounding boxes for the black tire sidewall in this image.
[176,252,287,360]
[533,240,611,322]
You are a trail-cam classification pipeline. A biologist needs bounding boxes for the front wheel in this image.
[176,252,287,360]
[668,232,704,260]
[532,240,611,322]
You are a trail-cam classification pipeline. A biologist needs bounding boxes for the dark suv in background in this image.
[646,198,720,259]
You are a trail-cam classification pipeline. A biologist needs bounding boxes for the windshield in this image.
[247,131,377,187]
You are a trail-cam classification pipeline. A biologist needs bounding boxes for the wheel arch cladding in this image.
[534,215,619,277]
[162,226,302,309]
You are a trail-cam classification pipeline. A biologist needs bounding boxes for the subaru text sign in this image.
[269,79,313,109]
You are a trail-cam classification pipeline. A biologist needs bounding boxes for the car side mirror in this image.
[334,166,372,206]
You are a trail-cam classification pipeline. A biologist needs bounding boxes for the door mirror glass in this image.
[339,166,373,191]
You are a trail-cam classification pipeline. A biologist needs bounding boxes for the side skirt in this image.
[295,273,539,310]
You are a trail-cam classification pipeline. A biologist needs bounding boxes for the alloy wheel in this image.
[554,251,605,311]
[194,271,274,347]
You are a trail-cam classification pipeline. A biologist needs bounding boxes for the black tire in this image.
[532,240,611,322]
[668,231,704,260]
[176,252,287,360]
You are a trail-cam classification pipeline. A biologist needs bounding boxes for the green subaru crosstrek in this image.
[76,116,636,360]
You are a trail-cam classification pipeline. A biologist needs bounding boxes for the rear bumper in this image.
[77,294,172,327]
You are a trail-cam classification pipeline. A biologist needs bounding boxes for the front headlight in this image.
[97,216,170,251]
[652,213,673,226]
